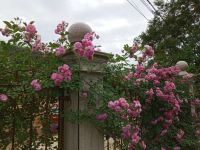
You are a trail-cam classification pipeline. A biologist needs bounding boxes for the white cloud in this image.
[91,18,130,32]
[0,0,154,54]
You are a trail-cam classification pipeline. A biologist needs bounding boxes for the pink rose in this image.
[55,46,65,57]
[173,146,180,150]
[0,94,8,102]
[26,23,37,34]
[31,79,42,91]
[96,113,107,121]
[51,73,64,86]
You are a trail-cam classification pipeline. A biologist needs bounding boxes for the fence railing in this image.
[0,70,63,150]
[104,136,123,150]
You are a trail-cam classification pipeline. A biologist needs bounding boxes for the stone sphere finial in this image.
[68,22,92,43]
[175,61,189,76]
[175,61,189,71]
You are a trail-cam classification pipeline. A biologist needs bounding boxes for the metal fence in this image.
[104,136,123,150]
[0,70,65,150]
[0,71,124,150]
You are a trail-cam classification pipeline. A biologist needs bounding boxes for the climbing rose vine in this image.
[51,64,72,86]
[93,43,200,149]
[73,32,99,60]
[31,79,42,91]
[0,18,199,150]
[0,94,8,102]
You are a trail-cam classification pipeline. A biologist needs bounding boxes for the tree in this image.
[139,0,200,96]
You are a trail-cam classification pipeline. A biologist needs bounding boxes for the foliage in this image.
[0,18,81,149]
[88,44,200,149]
[138,0,200,96]
[0,18,199,150]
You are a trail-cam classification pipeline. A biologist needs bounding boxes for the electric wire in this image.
[146,0,157,12]
[146,0,165,20]
[126,0,149,20]
[139,0,155,14]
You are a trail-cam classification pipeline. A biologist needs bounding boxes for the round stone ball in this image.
[175,61,189,71]
[68,23,92,43]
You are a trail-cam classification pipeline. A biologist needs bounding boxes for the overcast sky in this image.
[0,0,155,54]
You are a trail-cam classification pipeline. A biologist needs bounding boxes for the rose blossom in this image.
[55,46,65,57]
[51,73,64,86]
[31,79,42,91]
[0,94,8,102]
[96,113,107,121]
[26,23,37,34]
[176,129,184,141]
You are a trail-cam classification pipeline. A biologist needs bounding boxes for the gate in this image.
[0,70,65,150]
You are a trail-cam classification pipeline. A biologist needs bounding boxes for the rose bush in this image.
[87,45,199,149]
[0,18,199,150]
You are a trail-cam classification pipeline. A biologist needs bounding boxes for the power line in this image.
[146,0,157,12]
[145,0,165,20]
[139,0,155,14]
[130,0,141,10]
[126,0,149,20]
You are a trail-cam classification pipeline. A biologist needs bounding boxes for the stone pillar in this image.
[62,22,112,150]
[175,61,195,114]
[63,51,111,150]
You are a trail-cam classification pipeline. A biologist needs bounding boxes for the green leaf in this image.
[3,21,12,28]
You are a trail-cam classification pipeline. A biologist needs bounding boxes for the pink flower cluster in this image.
[191,99,200,106]
[107,98,144,149]
[157,97,180,136]
[128,100,142,118]
[173,146,181,150]
[143,45,154,57]
[145,65,180,82]
[124,72,133,81]
[164,81,176,93]
[129,43,138,58]
[131,127,140,145]
[145,88,154,103]
[26,23,37,34]
[55,21,68,34]
[55,46,66,57]
[73,32,99,60]
[31,79,42,91]
[142,65,181,132]
[159,110,179,136]
[51,64,72,86]
[108,98,142,119]
[108,98,129,112]
[135,45,154,62]
[132,64,181,137]
[25,23,37,42]
[125,57,182,139]
[96,113,108,121]
[122,124,131,139]
[151,116,164,125]
[0,94,8,102]
[191,99,200,117]
[126,44,154,63]
[134,64,145,79]
[122,125,146,150]
[23,23,45,52]
[181,73,193,83]
[32,35,42,52]
[175,129,184,142]
[82,92,88,98]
